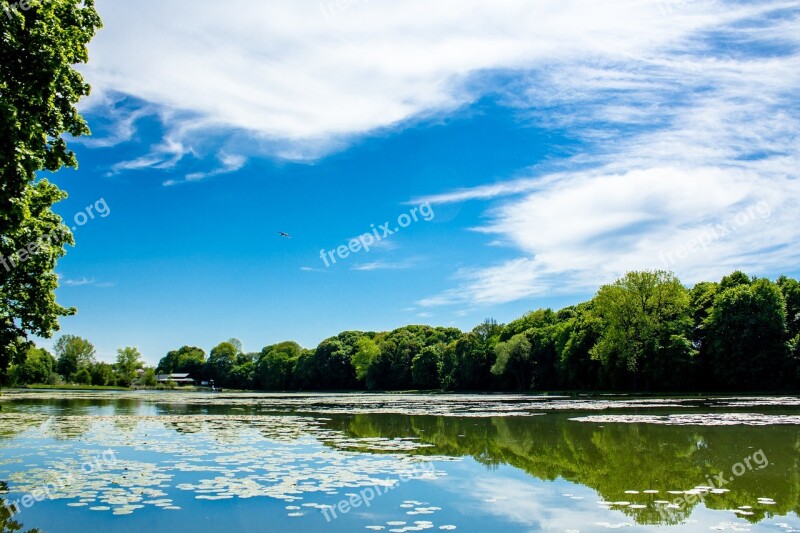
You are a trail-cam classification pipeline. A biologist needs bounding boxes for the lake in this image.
[1,391,799,532]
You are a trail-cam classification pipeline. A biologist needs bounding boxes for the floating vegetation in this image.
[570,413,800,426]
[0,406,454,522]
[0,390,702,418]
[4,391,800,532]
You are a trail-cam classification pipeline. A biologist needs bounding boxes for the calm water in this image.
[1,391,799,533]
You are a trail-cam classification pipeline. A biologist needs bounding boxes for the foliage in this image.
[115,346,142,386]
[411,345,441,389]
[141,367,157,386]
[207,342,237,385]
[590,270,695,390]
[491,333,533,390]
[10,346,56,385]
[90,362,114,386]
[157,346,206,378]
[0,0,102,376]
[256,341,301,390]
[705,278,789,390]
[352,337,380,386]
[6,270,799,393]
[54,334,95,379]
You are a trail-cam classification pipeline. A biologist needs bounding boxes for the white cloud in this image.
[351,261,411,271]
[83,0,755,163]
[79,0,800,305]
[60,276,115,288]
[416,3,800,307]
[163,153,246,186]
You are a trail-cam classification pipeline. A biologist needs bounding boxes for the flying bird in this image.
[278,232,291,238]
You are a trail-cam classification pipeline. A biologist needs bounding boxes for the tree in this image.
[438,341,459,391]
[303,338,358,390]
[11,346,56,385]
[705,278,789,390]
[411,345,440,389]
[158,346,206,378]
[777,275,800,339]
[352,337,380,385]
[555,303,602,390]
[54,334,95,379]
[142,367,156,387]
[74,366,91,385]
[207,342,237,386]
[89,361,114,386]
[590,271,694,390]
[115,346,142,386]
[0,0,102,379]
[228,361,254,390]
[491,333,533,390]
[227,338,244,355]
[256,341,301,390]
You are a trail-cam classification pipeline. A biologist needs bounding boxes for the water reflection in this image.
[329,413,800,525]
[1,482,39,533]
[1,391,799,529]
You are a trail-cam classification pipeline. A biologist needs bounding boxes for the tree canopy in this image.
[0,0,102,375]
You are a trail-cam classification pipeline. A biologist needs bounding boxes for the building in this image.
[155,373,196,385]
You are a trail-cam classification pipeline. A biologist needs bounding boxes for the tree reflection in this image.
[330,412,800,525]
[0,482,39,533]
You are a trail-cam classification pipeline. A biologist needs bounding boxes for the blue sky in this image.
[39,0,800,363]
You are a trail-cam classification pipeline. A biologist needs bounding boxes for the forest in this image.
[3,269,799,392]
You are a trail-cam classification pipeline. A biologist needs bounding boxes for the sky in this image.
[39,0,800,364]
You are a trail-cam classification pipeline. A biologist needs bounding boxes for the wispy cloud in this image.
[300,266,328,273]
[163,153,246,186]
[60,277,115,288]
[351,261,412,271]
[84,0,758,165]
[108,137,189,175]
[417,2,800,307]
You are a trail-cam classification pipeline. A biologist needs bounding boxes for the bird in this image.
[278,231,292,238]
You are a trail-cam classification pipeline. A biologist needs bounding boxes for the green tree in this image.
[158,346,206,378]
[11,346,56,385]
[719,270,751,291]
[438,341,459,391]
[456,331,495,391]
[256,342,301,390]
[228,361,254,390]
[590,270,694,390]
[352,337,380,386]
[227,338,244,355]
[705,278,789,390]
[74,366,91,385]
[554,303,602,390]
[89,361,114,386]
[142,367,156,387]
[491,333,533,390]
[207,342,237,386]
[54,334,95,379]
[0,0,102,379]
[777,275,800,339]
[115,346,142,386]
[411,345,441,389]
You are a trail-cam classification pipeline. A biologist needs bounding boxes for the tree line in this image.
[1,336,152,388]
[160,269,800,392]
[3,269,798,392]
